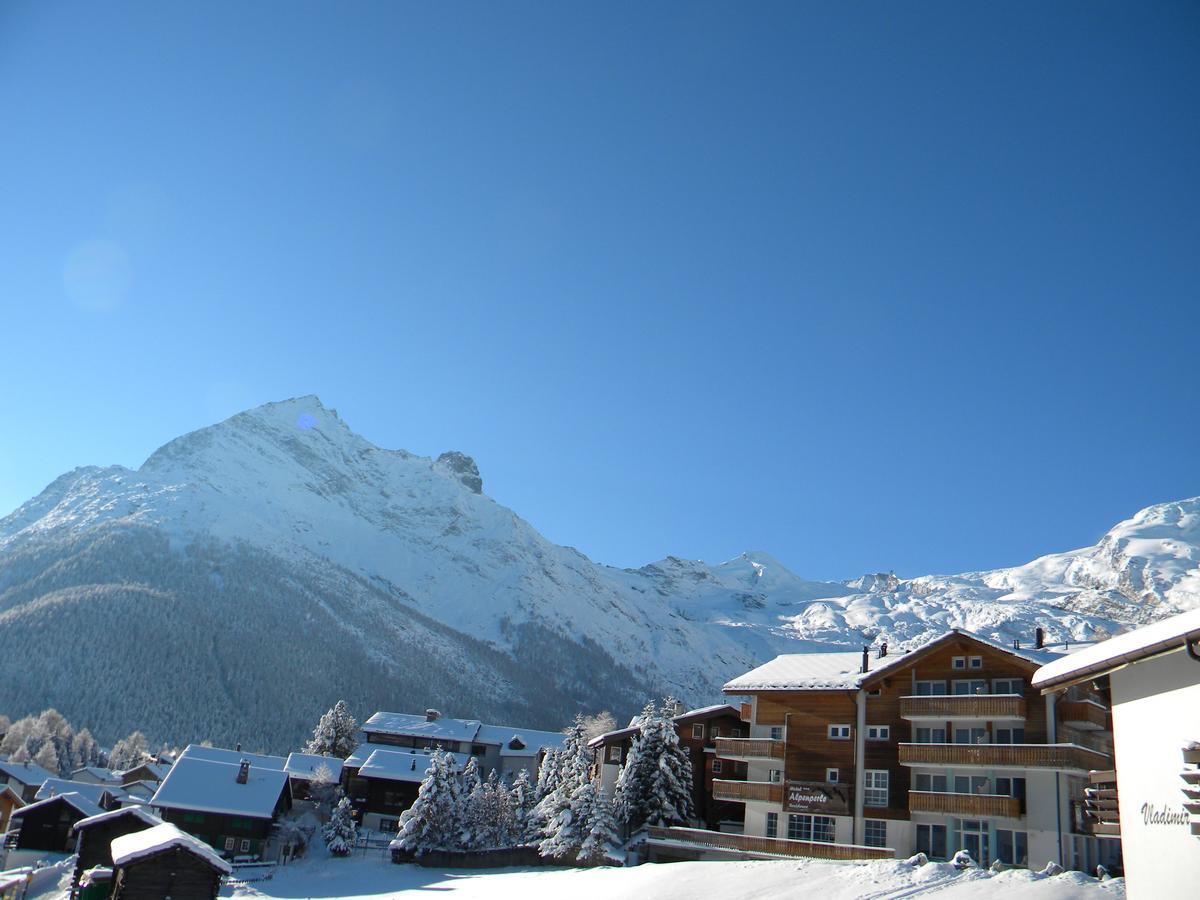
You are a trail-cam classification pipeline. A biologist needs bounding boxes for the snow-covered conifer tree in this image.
[576,780,620,865]
[323,796,357,856]
[305,700,359,758]
[394,749,463,853]
[614,699,694,831]
[536,716,592,859]
[509,768,536,843]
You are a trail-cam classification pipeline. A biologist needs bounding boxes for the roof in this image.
[74,805,161,831]
[1033,608,1200,691]
[72,766,122,784]
[35,779,122,806]
[119,762,171,782]
[673,704,744,723]
[177,744,286,770]
[0,759,54,786]
[284,753,344,781]
[150,755,289,819]
[110,822,232,875]
[473,724,568,757]
[723,630,1076,693]
[587,726,639,749]
[356,748,462,783]
[363,712,482,743]
[11,791,104,820]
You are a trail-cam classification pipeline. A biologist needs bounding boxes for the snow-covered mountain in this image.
[1,396,1196,751]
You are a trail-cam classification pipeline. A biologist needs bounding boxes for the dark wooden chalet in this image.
[6,792,103,853]
[342,746,457,833]
[0,785,23,834]
[109,822,231,900]
[674,704,750,829]
[69,807,161,898]
[0,760,54,803]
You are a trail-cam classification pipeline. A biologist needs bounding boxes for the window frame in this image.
[692,723,705,740]
[712,759,723,775]
[864,769,889,807]
[765,811,778,838]
[607,745,622,763]
[769,726,783,741]
[993,677,1023,695]
[827,724,852,740]
[239,838,251,854]
[224,837,236,852]
[866,725,890,741]
[826,768,839,784]
[951,656,966,670]
[864,819,887,848]
[968,655,983,669]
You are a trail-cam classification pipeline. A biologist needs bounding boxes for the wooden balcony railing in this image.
[714,737,785,762]
[712,779,783,804]
[908,791,1020,818]
[899,695,1026,721]
[898,743,1110,772]
[1080,769,1120,838]
[1059,700,1110,731]
[646,826,893,861]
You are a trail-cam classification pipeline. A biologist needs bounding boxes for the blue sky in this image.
[0,1,1197,580]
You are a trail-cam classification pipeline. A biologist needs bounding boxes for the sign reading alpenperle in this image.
[786,781,850,815]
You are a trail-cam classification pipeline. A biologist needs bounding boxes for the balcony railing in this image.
[646,826,893,861]
[1059,700,1110,731]
[898,743,1110,772]
[712,779,783,804]
[908,790,1021,818]
[714,737,785,762]
[899,694,1026,721]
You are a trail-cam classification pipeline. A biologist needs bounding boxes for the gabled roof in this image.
[587,726,638,749]
[150,755,289,820]
[118,762,171,783]
[356,748,462,783]
[363,712,482,743]
[177,744,287,770]
[35,778,123,806]
[0,784,23,808]
[111,822,231,875]
[723,629,1077,693]
[473,724,568,757]
[1033,607,1200,691]
[0,759,54,786]
[284,753,344,781]
[11,791,103,820]
[72,766,122,784]
[673,704,744,723]
[74,805,161,831]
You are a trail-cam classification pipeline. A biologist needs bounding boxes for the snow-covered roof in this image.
[724,630,1076,692]
[587,726,639,749]
[0,759,53,786]
[110,822,232,875]
[35,779,122,806]
[11,791,103,820]
[118,762,171,782]
[75,805,161,831]
[673,704,743,722]
[72,766,122,783]
[1033,607,1200,690]
[357,748,462,783]
[150,756,289,819]
[474,724,567,757]
[284,753,344,781]
[177,744,287,770]
[363,712,482,744]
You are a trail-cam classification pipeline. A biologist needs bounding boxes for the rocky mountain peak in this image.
[435,451,483,494]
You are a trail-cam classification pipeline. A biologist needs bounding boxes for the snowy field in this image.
[216,853,1125,900]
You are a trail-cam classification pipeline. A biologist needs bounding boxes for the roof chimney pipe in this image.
[861,646,869,674]
[236,759,250,785]
[425,709,441,722]
[877,642,888,659]
[1035,627,1045,650]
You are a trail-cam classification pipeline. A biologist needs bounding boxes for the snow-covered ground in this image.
[218,853,1125,900]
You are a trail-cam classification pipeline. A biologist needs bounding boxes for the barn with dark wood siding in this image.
[109,822,231,900]
[7,792,103,853]
[69,806,161,898]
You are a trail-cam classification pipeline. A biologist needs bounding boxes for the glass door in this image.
[959,819,990,866]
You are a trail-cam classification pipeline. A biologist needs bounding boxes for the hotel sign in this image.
[787,781,850,815]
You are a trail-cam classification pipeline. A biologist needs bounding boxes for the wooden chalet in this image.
[109,822,231,900]
[0,760,54,803]
[6,792,103,853]
[150,745,291,861]
[69,806,161,898]
[343,746,459,833]
[117,762,171,788]
[0,785,23,835]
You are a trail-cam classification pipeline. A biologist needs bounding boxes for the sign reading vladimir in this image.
[787,781,850,815]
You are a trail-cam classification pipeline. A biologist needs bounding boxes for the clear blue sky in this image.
[1,1,1197,580]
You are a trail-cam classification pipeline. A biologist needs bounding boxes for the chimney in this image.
[425,709,441,722]
[235,742,242,752]
[877,642,888,659]
[1035,627,1045,650]
[236,759,250,785]
[860,646,869,674]
[1013,639,1020,650]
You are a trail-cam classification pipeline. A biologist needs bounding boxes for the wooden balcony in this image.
[714,737,785,763]
[712,779,783,804]
[1059,700,1110,731]
[898,743,1110,772]
[899,694,1026,721]
[646,826,893,861]
[908,790,1020,818]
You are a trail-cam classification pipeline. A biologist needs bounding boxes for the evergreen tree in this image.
[323,796,357,856]
[536,716,591,859]
[614,699,695,831]
[576,780,621,865]
[527,746,562,839]
[477,769,514,849]
[509,769,536,843]
[305,700,359,758]
[394,749,463,853]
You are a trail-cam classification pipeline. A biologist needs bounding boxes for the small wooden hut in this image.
[109,823,231,900]
[70,807,161,898]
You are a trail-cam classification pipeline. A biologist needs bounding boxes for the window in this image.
[382,790,404,808]
[916,823,948,860]
[864,819,887,848]
[993,678,1023,695]
[787,814,835,842]
[712,759,723,774]
[183,811,206,823]
[224,837,236,852]
[915,680,948,696]
[996,777,1027,813]
[969,656,983,669]
[953,680,988,695]
[996,830,1028,866]
[471,744,486,756]
[952,656,966,670]
[826,768,839,784]
[692,723,705,740]
[765,812,778,838]
[711,726,721,739]
[868,688,881,697]
[379,818,399,832]
[866,725,890,741]
[864,770,888,807]
[954,727,987,745]
[767,768,783,783]
[607,745,622,763]
[828,724,851,740]
[914,773,947,792]
[915,727,946,743]
[954,775,989,795]
[769,726,783,741]
[239,839,251,853]
[994,727,1025,744]
[732,727,745,738]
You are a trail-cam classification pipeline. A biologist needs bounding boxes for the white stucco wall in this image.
[1110,647,1200,898]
